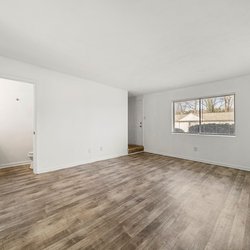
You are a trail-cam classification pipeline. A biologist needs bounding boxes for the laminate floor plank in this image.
[0,153,250,250]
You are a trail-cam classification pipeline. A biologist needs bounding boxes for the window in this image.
[173,94,235,136]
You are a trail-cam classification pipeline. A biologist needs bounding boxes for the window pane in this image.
[174,100,200,133]
[201,95,235,135]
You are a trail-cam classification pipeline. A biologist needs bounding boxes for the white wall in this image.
[0,79,33,168]
[0,56,128,173]
[143,75,250,171]
[128,96,144,145]
[128,97,136,145]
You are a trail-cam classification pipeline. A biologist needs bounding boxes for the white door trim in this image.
[0,74,37,174]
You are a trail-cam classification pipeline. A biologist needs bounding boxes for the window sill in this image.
[171,132,236,138]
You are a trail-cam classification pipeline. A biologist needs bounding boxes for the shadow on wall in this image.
[0,147,8,167]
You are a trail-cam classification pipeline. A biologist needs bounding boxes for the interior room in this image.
[0,78,34,169]
[0,1,250,249]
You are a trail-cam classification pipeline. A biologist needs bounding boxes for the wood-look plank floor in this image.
[0,153,250,250]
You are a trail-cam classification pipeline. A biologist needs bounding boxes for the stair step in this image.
[128,145,144,154]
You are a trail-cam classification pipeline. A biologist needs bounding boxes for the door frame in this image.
[129,96,144,146]
[137,97,144,146]
[0,74,37,174]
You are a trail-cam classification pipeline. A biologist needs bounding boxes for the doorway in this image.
[128,97,144,154]
[0,77,35,172]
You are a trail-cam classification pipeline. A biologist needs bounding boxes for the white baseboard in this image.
[0,161,31,169]
[3,152,248,173]
[144,149,250,172]
[36,152,128,174]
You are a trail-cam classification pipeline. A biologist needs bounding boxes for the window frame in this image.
[172,93,236,136]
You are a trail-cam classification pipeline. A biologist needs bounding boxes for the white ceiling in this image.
[0,0,250,95]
